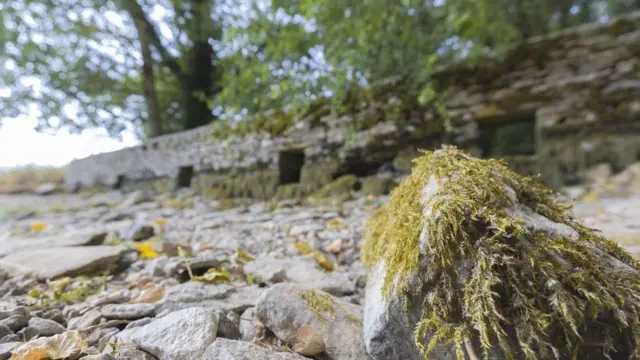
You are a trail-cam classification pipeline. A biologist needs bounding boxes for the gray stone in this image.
[0,324,11,340]
[244,256,355,296]
[0,342,18,360]
[28,317,66,336]
[155,282,262,315]
[17,326,39,341]
[0,315,29,332]
[101,303,155,320]
[238,308,256,342]
[0,245,127,280]
[203,338,307,360]
[81,354,116,360]
[120,224,155,242]
[256,283,371,360]
[125,317,154,330]
[35,183,58,196]
[0,228,108,257]
[68,309,103,330]
[114,346,156,360]
[0,334,19,344]
[114,307,239,360]
[0,307,27,321]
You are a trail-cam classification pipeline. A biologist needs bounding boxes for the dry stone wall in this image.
[66,11,640,196]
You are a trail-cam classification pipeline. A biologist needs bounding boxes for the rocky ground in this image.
[0,185,638,360]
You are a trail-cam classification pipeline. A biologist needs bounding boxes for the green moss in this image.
[301,289,358,328]
[393,150,419,173]
[273,183,306,202]
[305,175,359,206]
[300,160,340,193]
[361,175,395,196]
[361,146,640,360]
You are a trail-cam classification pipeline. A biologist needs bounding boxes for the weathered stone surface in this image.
[154,282,262,315]
[67,310,103,331]
[238,308,257,342]
[0,342,18,360]
[203,338,307,360]
[81,354,116,360]
[0,228,108,257]
[35,183,58,196]
[113,346,156,360]
[0,245,127,280]
[17,326,39,341]
[0,307,27,321]
[0,315,29,332]
[100,303,155,320]
[256,283,371,360]
[28,317,65,337]
[114,307,238,360]
[0,324,11,340]
[245,256,355,296]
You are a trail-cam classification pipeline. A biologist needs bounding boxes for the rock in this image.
[238,308,257,341]
[0,324,11,340]
[125,318,154,330]
[113,346,156,360]
[17,326,39,341]
[244,256,355,296]
[35,183,58,196]
[0,245,128,280]
[120,224,155,242]
[361,148,640,360]
[0,342,18,360]
[28,317,66,336]
[0,315,29,332]
[0,307,28,321]
[67,309,103,331]
[203,338,307,360]
[0,335,20,344]
[256,283,370,360]
[585,162,612,185]
[81,354,116,360]
[101,303,155,320]
[42,309,66,325]
[155,282,261,315]
[0,228,108,257]
[114,307,239,360]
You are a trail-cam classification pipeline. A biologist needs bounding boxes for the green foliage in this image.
[301,289,358,328]
[361,146,640,359]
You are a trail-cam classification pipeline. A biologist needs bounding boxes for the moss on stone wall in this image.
[273,183,307,202]
[305,175,360,206]
[361,175,395,196]
[196,169,279,201]
[299,160,340,194]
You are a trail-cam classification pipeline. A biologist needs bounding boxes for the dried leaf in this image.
[130,284,164,304]
[295,242,313,255]
[154,218,168,227]
[291,326,326,356]
[30,222,47,232]
[312,251,335,271]
[133,241,159,259]
[11,330,88,360]
[192,268,231,283]
[235,250,256,263]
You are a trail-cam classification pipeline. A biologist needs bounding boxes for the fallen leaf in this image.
[235,249,256,263]
[130,284,164,304]
[324,239,343,254]
[30,222,48,232]
[133,241,159,259]
[295,242,313,255]
[326,217,348,230]
[312,251,335,272]
[291,326,326,356]
[192,268,232,283]
[11,330,88,360]
[154,218,168,227]
[582,191,600,202]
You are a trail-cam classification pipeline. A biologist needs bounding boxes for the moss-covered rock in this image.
[300,160,340,194]
[362,146,640,360]
[361,175,395,196]
[273,183,306,202]
[392,151,419,173]
[305,175,359,206]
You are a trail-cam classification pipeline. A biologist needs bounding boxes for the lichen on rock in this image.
[361,146,640,360]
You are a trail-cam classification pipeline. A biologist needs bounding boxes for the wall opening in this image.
[176,166,194,189]
[279,150,305,185]
[480,115,537,158]
[113,175,125,190]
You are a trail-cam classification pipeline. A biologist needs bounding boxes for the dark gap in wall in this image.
[114,175,125,190]
[176,166,194,189]
[279,150,305,185]
[479,114,537,158]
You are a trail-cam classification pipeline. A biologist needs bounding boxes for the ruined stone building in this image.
[65,11,640,199]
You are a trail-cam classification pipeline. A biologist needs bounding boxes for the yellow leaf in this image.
[154,218,168,227]
[235,250,256,263]
[312,251,335,272]
[326,217,348,230]
[192,268,231,283]
[30,222,47,232]
[582,192,600,202]
[295,242,313,255]
[11,330,88,360]
[133,242,159,259]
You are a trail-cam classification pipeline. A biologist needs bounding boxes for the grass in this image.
[0,165,66,194]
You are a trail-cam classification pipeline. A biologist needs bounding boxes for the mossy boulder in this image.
[361,175,395,196]
[361,146,640,360]
[306,175,360,206]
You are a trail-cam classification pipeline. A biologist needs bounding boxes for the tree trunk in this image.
[182,40,215,130]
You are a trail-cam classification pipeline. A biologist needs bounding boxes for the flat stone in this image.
[0,342,18,360]
[0,315,29,332]
[0,307,27,321]
[238,308,256,341]
[28,317,66,336]
[0,335,20,344]
[0,228,108,257]
[0,324,11,340]
[113,346,156,360]
[17,326,39,341]
[80,354,116,360]
[256,283,371,360]
[0,246,127,280]
[203,338,307,360]
[244,256,355,296]
[155,282,262,315]
[101,303,155,320]
[35,183,58,196]
[67,309,103,331]
[114,307,237,360]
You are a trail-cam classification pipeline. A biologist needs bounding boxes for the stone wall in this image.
[65,11,640,197]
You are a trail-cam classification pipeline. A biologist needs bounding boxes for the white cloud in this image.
[0,115,139,168]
